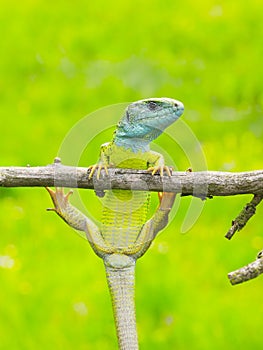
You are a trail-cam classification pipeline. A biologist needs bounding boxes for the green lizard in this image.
[46,97,184,349]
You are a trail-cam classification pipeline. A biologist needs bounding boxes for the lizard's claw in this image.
[46,187,73,214]
[147,165,172,177]
[87,163,109,180]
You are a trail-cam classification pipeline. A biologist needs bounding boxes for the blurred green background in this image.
[0,0,262,349]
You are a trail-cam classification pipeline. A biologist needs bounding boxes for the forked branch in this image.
[0,160,263,285]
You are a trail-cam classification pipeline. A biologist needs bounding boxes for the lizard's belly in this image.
[101,189,150,248]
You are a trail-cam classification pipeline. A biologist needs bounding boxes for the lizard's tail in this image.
[104,259,138,350]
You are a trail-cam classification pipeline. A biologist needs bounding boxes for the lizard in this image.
[46,97,184,349]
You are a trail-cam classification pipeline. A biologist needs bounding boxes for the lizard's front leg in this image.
[87,142,112,179]
[147,151,173,177]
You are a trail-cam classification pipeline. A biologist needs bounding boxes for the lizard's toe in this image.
[46,187,73,213]
[147,165,172,177]
[88,163,108,179]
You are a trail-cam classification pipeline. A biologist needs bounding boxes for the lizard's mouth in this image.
[137,110,182,125]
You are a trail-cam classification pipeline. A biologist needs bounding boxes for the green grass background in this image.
[0,0,263,349]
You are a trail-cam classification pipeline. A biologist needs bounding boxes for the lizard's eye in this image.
[147,101,158,111]
[126,111,130,121]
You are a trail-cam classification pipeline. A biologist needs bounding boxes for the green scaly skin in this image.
[47,97,184,349]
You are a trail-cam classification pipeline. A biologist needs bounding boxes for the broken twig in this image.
[225,194,263,240]
[228,253,263,285]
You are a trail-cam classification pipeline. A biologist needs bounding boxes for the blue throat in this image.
[113,135,150,153]
[113,121,164,152]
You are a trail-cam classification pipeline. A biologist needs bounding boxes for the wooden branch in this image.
[0,163,262,197]
[228,254,263,285]
[225,194,263,240]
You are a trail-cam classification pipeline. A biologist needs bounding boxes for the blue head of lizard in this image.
[114,97,184,152]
